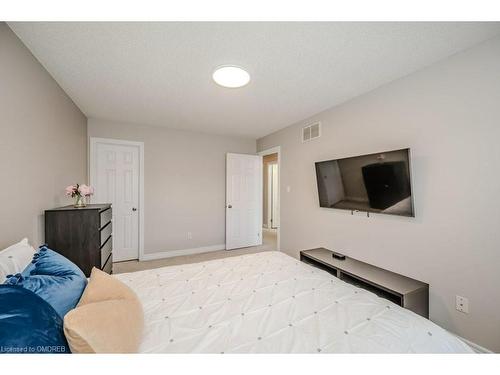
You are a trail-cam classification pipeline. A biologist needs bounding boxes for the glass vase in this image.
[74,195,86,208]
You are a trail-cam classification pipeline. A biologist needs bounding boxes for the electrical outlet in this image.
[187,232,192,240]
[456,295,469,314]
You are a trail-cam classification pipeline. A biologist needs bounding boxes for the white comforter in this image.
[114,251,472,353]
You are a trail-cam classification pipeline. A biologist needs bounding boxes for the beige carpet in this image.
[113,228,278,274]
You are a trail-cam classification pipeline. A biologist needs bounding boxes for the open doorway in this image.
[260,147,280,251]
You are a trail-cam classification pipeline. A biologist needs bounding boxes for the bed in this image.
[114,251,473,353]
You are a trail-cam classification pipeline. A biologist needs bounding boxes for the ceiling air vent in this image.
[302,122,321,142]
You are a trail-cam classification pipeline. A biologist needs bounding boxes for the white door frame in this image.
[89,137,145,261]
[258,146,281,251]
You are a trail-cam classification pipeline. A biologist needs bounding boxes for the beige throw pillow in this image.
[78,266,138,305]
[64,267,144,353]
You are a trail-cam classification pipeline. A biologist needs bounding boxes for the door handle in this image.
[132,207,137,211]
[227,205,232,208]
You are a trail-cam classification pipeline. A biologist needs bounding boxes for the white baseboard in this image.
[140,244,226,261]
[451,332,493,353]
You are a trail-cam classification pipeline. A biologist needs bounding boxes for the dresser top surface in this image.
[45,204,111,212]
[301,248,427,295]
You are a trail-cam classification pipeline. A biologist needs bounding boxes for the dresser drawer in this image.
[100,207,112,229]
[100,222,112,246]
[100,236,112,266]
[102,253,113,274]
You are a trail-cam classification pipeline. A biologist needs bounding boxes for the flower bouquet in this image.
[65,183,94,208]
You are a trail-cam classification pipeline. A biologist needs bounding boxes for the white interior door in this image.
[91,139,141,261]
[267,165,273,228]
[271,163,280,228]
[226,153,262,250]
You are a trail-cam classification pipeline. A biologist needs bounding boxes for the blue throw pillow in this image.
[0,285,70,353]
[4,246,87,318]
[20,260,36,277]
[29,245,85,277]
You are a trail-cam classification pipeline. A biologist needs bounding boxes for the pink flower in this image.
[78,184,94,197]
[65,185,77,197]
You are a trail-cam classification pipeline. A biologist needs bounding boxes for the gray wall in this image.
[87,118,256,254]
[257,36,500,351]
[0,23,87,248]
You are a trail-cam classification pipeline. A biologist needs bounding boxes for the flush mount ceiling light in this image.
[212,66,250,88]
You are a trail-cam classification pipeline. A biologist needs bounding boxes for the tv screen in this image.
[315,148,414,217]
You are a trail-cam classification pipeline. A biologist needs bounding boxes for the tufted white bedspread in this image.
[114,251,472,353]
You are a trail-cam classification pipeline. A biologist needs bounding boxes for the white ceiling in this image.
[9,22,500,138]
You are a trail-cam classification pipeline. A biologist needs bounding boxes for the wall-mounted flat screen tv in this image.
[315,148,414,217]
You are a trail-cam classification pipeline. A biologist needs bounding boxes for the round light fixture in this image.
[212,66,250,88]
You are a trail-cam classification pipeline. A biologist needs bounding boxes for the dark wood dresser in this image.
[45,204,113,277]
